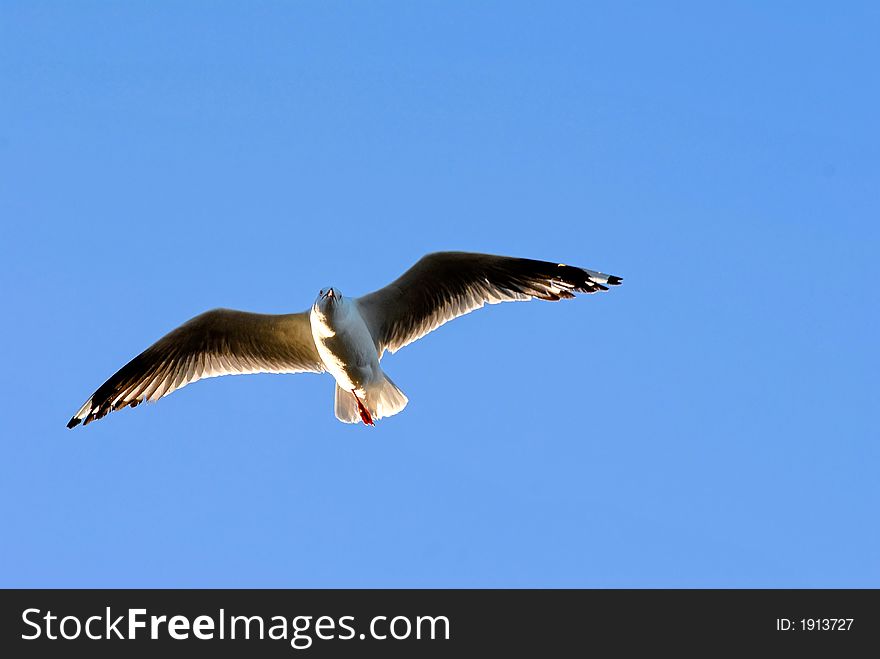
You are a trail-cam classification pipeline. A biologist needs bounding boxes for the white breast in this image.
[310,299,380,392]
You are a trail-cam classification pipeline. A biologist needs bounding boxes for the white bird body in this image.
[309,287,407,424]
[67,251,621,428]
[310,290,378,393]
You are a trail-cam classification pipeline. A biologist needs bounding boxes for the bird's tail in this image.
[364,372,408,421]
[334,385,362,424]
[334,373,408,425]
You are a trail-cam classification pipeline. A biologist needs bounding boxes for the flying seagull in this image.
[67,251,621,428]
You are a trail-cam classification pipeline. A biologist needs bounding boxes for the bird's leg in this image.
[352,391,374,426]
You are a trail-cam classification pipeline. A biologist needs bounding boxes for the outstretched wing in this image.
[356,251,622,356]
[67,308,323,428]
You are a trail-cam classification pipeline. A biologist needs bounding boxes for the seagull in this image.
[67,251,622,428]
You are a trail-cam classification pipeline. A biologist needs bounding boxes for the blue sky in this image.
[1,2,877,587]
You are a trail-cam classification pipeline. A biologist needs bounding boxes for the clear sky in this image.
[1,2,877,587]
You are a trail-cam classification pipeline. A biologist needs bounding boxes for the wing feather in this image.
[356,251,622,355]
[68,308,323,428]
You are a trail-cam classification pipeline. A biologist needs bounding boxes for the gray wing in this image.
[356,251,622,356]
[67,308,323,428]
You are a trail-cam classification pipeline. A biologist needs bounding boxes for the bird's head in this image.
[314,287,343,314]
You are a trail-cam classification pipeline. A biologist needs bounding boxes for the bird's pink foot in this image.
[353,392,374,426]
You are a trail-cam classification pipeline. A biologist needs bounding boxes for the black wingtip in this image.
[67,417,81,429]
[607,275,623,286]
